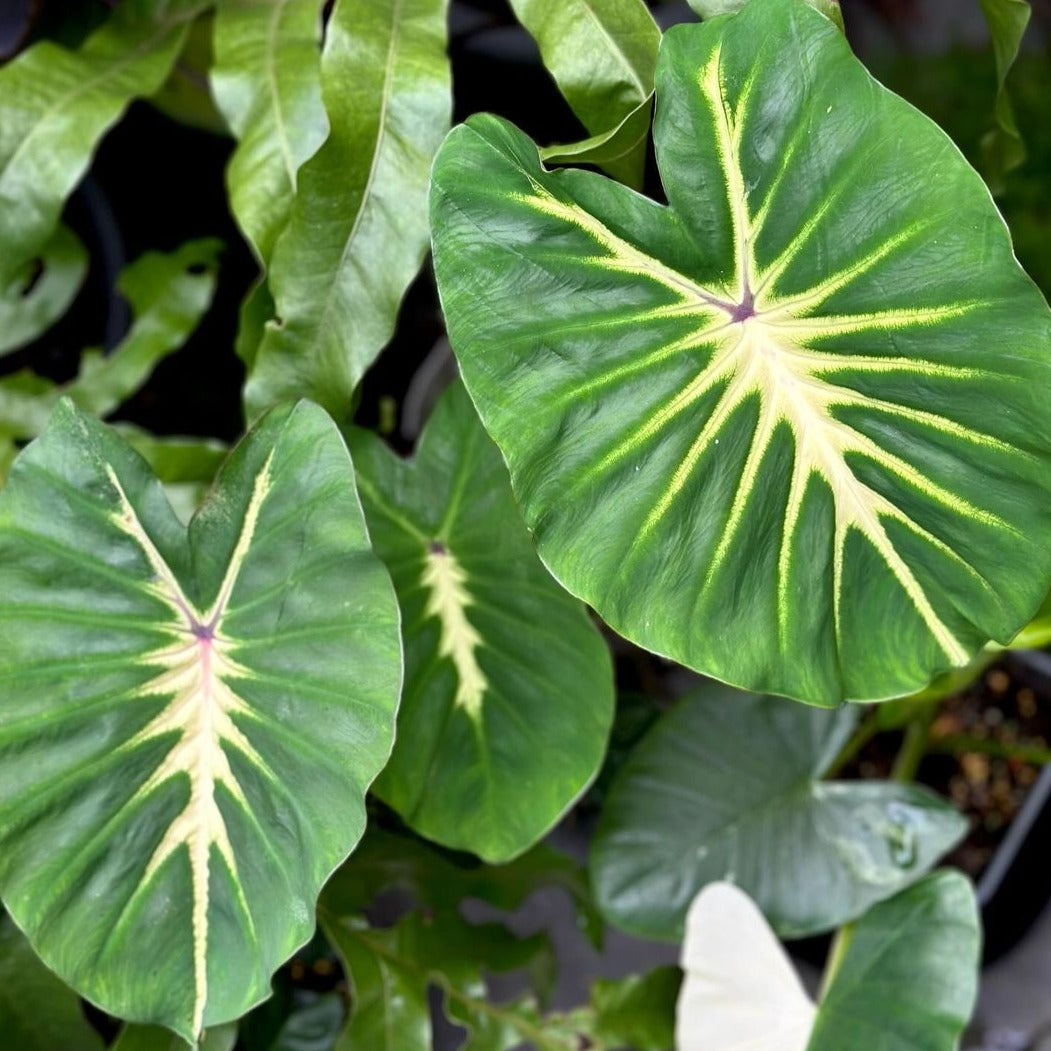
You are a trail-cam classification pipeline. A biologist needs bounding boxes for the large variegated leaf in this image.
[590,685,965,940]
[244,0,451,419]
[349,383,613,861]
[211,0,328,265]
[0,400,401,1042]
[430,0,1051,704]
[0,0,202,283]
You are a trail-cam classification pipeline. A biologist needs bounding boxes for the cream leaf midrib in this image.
[422,544,487,719]
[103,456,274,1038]
[504,44,1019,671]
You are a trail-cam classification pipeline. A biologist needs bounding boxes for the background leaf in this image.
[0,915,103,1051]
[591,685,967,939]
[245,0,452,420]
[686,0,844,30]
[0,240,220,439]
[978,0,1031,188]
[508,0,659,187]
[211,0,328,267]
[807,872,980,1051]
[0,0,204,283]
[349,383,613,862]
[0,225,88,357]
[111,1021,237,1050]
[324,827,602,948]
[0,400,400,1040]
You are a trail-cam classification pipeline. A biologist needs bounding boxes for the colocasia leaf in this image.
[803,874,980,1051]
[0,0,205,284]
[430,0,1051,705]
[245,0,452,420]
[591,685,966,939]
[508,0,660,187]
[349,383,614,862]
[687,0,844,30]
[0,400,401,1042]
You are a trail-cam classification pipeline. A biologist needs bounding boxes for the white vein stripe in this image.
[104,457,274,1037]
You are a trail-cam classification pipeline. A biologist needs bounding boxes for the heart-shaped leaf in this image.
[349,382,613,861]
[0,399,401,1042]
[430,0,1051,704]
[591,685,966,939]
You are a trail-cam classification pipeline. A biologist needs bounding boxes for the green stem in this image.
[825,711,880,778]
[927,733,1051,766]
[819,925,854,1002]
[891,702,938,782]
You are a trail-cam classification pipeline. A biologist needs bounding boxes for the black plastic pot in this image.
[977,651,1051,962]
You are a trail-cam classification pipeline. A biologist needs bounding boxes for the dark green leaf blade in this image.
[349,383,613,862]
[430,0,1051,704]
[591,685,966,939]
[0,916,103,1051]
[0,399,400,1041]
[211,0,328,267]
[807,872,980,1051]
[0,0,202,282]
[508,0,659,186]
[245,0,452,420]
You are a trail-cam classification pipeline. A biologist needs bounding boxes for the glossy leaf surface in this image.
[0,400,400,1041]
[245,0,451,419]
[591,685,966,939]
[508,0,659,186]
[430,0,1051,703]
[0,241,219,440]
[211,0,328,265]
[350,383,613,861]
[806,872,980,1050]
[0,0,201,282]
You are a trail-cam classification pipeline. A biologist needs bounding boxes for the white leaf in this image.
[676,882,816,1051]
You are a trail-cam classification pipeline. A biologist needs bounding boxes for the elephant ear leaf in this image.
[0,399,401,1042]
[430,0,1051,705]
